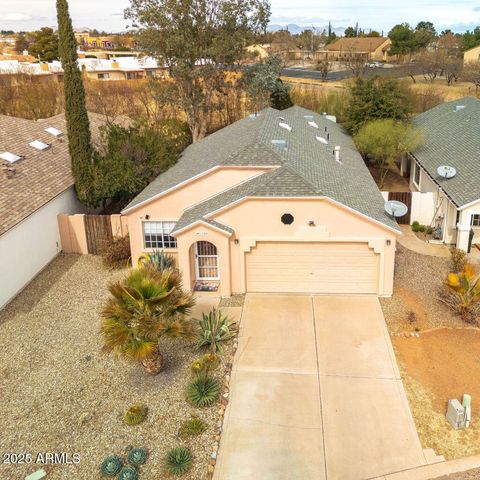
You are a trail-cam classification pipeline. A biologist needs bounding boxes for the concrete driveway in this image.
[213,295,428,480]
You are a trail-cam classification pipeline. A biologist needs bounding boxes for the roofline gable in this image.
[121,165,275,214]
[201,195,400,234]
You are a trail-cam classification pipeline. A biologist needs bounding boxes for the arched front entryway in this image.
[194,241,219,280]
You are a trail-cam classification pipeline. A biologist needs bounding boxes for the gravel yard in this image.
[0,254,232,479]
[380,243,466,333]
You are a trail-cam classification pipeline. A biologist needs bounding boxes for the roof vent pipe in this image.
[334,146,341,163]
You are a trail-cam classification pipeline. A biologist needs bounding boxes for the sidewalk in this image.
[398,225,451,258]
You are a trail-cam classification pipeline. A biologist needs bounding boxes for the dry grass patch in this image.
[407,76,478,101]
[394,329,480,460]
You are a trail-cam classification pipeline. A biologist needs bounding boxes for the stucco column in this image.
[217,236,232,297]
[176,237,193,291]
[456,224,471,252]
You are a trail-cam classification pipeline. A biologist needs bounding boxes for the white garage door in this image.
[246,242,379,294]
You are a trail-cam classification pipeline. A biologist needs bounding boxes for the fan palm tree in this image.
[101,266,195,375]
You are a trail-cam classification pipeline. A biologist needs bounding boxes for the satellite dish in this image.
[437,165,457,179]
[384,200,408,218]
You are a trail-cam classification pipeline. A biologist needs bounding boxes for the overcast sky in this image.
[1,0,479,33]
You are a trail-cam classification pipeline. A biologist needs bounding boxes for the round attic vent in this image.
[281,213,294,225]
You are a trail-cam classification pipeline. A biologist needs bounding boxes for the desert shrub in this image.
[440,263,480,323]
[418,225,426,233]
[289,85,351,123]
[407,311,417,324]
[100,235,131,269]
[425,226,434,235]
[165,447,193,475]
[191,353,220,376]
[186,376,220,407]
[179,414,208,437]
[450,248,467,273]
[100,455,123,477]
[128,448,148,467]
[411,223,421,232]
[118,466,138,480]
[195,308,237,353]
[412,220,420,227]
[123,405,148,425]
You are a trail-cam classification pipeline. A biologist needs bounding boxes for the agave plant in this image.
[100,455,122,477]
[165,447,193,475]
[186,376,220,407]
[128,448,148,467]
[195,308,237,353]
[101,266,195,374]
[137,249,176,272]
[443,263,480,321]
[118,466,138,480]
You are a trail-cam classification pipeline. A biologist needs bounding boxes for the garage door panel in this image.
[246,242,379,294]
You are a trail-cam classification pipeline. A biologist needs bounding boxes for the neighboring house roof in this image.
[326,37,389,52]
[412,96,480,208]
[464,44,480,54]
[0,112,113,236]
[126,105,399,232]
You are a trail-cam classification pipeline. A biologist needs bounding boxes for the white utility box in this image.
[447,399,466,429]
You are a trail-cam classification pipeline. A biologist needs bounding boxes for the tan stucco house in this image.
[122,106,400,297]
[323,37,392,62]
[463,44,480,64]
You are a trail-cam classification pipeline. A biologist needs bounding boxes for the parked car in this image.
[365,61,384,68]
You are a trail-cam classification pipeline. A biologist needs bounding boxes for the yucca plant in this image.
[442,263,480,322]
[101,266,195,375]
[195,308,237,353]
[138,249,176,272]
[165,447,193,475]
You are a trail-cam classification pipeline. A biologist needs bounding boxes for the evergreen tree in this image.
[56,0,95,207]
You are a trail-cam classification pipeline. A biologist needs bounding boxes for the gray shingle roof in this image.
[126,105,399,231]
[412,96,480,208]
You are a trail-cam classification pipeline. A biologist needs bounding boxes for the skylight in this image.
[316,136,328,145]
[45,127,63,137]
[304,115,314,120]
[279,122,292,132]
[29,140,50,151]
[0,151,22,163]
[308,121,319,129]
[271,139,287,149]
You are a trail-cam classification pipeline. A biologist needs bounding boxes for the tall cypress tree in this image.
[56,0,95,207]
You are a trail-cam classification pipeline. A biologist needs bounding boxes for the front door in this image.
[194,241,219,280]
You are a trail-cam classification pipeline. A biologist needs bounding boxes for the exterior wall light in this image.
[386,239,391,246]
[308,220,316,227]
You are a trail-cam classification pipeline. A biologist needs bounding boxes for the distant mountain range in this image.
[267,24,346,35]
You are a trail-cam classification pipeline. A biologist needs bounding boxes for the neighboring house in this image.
[122,106,400,298]
[245,44,271,60]
[74,33,137,50]
[463,44,480,64]
[0,56,169,81]
[407,97,480,251]
[0,112,109,309]
[323,37,392,62]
